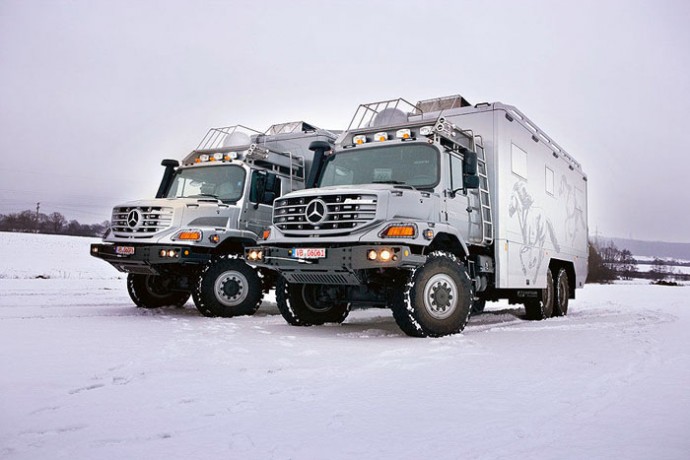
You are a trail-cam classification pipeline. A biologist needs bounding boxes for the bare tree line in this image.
[588,240,689,284]
[0,209,108,237]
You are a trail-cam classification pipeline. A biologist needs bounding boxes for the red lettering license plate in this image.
[115,246,135,255]
[291,248,326,259]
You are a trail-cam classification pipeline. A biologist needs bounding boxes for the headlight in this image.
[365,248,398,263]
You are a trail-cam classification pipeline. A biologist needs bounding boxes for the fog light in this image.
[159,249,167,257]
[167,250,176,258]
[367,250,377,260]
[91,246,99,254]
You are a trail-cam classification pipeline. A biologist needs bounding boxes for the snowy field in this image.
[1,232,689,459]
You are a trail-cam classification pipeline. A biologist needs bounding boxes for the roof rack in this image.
[265,121,318,135]
[346,98,421,131]
[195,125,262,151]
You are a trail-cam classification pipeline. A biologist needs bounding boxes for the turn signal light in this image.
[262,229,271,240]
[381,224,417,238]
[177,231,202,241]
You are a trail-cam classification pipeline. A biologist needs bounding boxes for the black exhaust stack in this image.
[156,159,179,198]
[306,140,332,188]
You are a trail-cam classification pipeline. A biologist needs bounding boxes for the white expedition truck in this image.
[247,95,588,337]
[91,121,336,317]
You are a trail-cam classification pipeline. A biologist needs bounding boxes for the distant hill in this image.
[601,237,690,260]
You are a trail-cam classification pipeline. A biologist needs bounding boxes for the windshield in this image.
[318,143,439,188]
[166,165,246,203]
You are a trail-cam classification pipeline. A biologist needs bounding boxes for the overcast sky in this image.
[1,0,689,242]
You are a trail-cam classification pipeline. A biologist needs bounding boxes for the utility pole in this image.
[35,202,40,233]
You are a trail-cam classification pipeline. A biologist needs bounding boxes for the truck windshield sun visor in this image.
[318,144,439,188]
[165,165,246,203]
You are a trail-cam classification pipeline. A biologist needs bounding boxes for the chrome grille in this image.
[273,194,377,236]
[111,206,174,238]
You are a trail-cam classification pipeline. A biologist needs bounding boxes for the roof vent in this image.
[415,94,471,113]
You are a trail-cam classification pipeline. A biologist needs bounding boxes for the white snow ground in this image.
[1,232,689,459]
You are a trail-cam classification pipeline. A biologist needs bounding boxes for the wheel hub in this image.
[432,284,452,309]
[423,273,457,320]
[214,270,249,307]
[222,279,241,298]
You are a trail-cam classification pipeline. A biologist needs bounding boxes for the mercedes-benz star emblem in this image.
[305,199,328,224]
[127,209,141,228]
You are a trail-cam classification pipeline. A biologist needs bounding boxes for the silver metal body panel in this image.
[433,104,588,289]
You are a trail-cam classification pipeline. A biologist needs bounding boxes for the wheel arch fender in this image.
[426,229,470,259]
[548,258,576,299]
[211,236,257,256]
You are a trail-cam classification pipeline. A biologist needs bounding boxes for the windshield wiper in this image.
[372,180,417,190]
[191,193,219,199]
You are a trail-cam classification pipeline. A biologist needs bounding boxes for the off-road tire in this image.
[275,277,350,326]
[127,273,190,309]
[390,251,473,338]
[524,268,555,320]
[193,255,262,318]
[553,267,570,317]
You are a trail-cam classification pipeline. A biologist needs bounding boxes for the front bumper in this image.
[245,245,426,285]
[90,243,212,275]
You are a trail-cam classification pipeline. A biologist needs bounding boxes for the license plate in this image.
[115,246,135,255]
[291,248,326,259]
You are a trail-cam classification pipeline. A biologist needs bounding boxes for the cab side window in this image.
[449,153,463,190]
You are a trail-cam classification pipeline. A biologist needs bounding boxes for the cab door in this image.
[241,170,281,237]
[443,152,474,236]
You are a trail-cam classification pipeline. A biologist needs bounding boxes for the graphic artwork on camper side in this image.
[559,175,586,245]
[509,181,561,283]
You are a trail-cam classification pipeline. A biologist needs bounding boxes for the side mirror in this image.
[463,175,480,190]
[265,174,277,194]
[462,150,479,190]
[463,150,477,176]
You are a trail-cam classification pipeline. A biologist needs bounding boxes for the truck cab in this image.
[91,122,336,317]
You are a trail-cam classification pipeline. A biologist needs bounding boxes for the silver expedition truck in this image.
[91,121,336,317]
[247,95,588,337]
